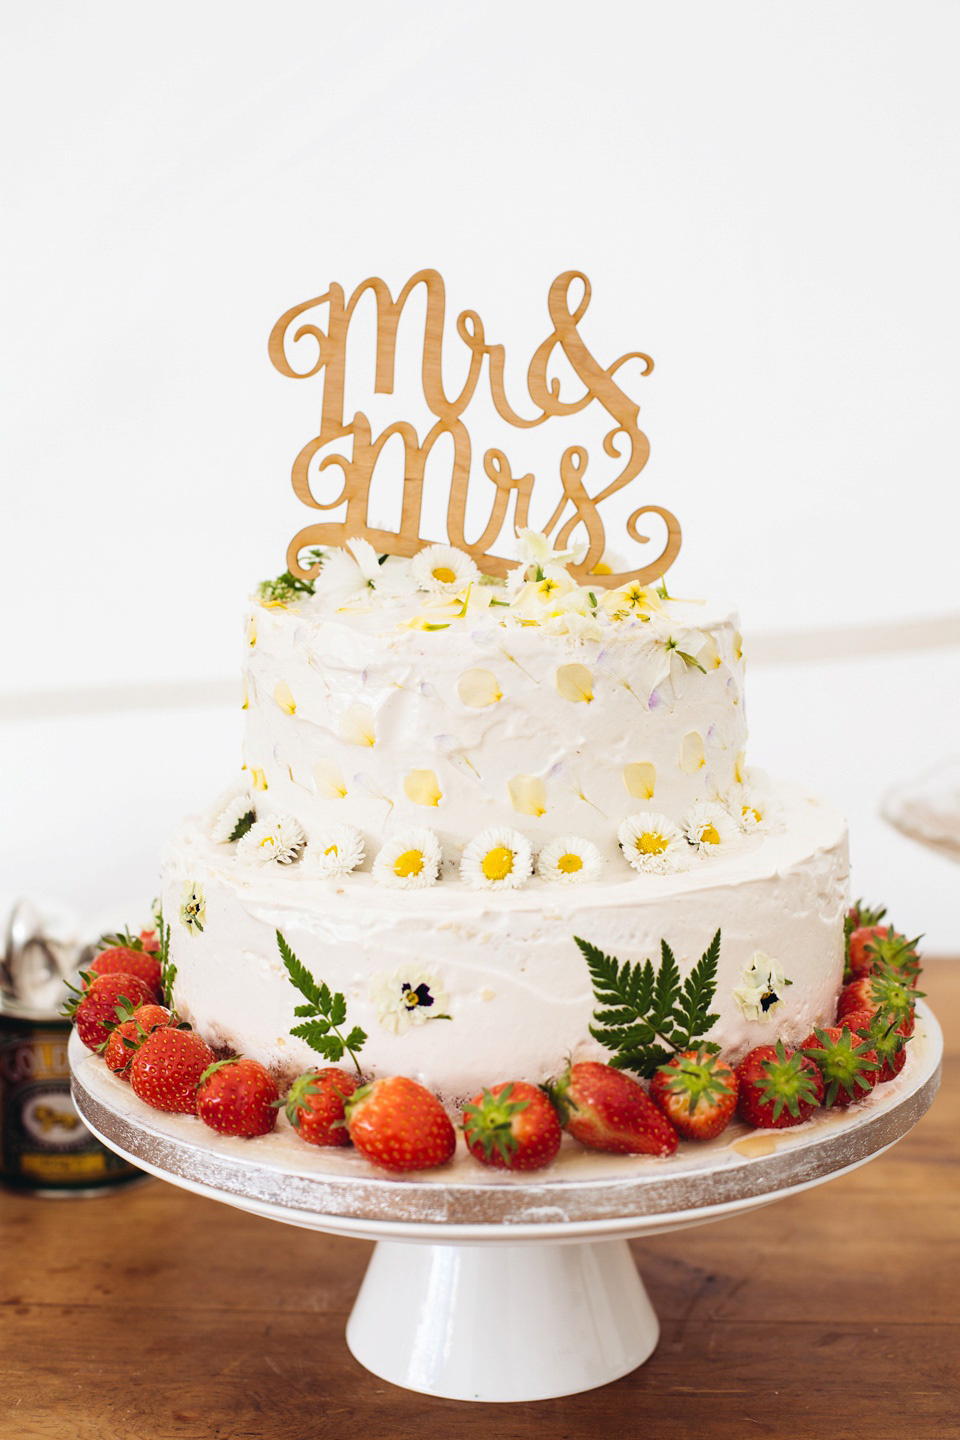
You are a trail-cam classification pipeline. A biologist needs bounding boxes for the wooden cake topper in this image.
[268,270,681,588]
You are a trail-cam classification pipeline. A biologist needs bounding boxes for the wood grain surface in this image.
[2,962,957,1440]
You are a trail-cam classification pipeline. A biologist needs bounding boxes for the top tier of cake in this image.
[240,542,747,864]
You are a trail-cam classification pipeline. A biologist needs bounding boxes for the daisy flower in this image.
[460,827,534,890]
[237,814,306,865]
[372,828,442,889]
[728,783,775,833]
[618,812,687,874]
[681,801,740,854]
[732,953,793,1023]
[304,824,365,878]
[410,543,479,595]
[537,836,603,884]
[211,789,256,844]
[370,965,451,1035]
[314,537,382,606]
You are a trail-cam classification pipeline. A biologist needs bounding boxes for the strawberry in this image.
[848,926,921,985]
[847,899,887,930]
[544,1061,678,1157]
[284,1067,359,1147]
[735,1041,824,1129]
[85,945,162,1001]
[837,964,919,1036]
[345,1076,456,1173]
[65,972,156,1051]
[139,928,161,953]
[462,1081,562,1171]
[800,1025,879,1107]
[837,1009,910,1083]
[196,1057,279,1137]
[131,1027,216,1114]
[649,1048,738,1141]
[102,1002,179,1080]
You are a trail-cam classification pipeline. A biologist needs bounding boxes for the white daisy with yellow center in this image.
[305,824,365,879]
[537,835,603,885]
[372,828,443,890]
[682,801,740,854]
[460,827,534,891]
[314,537,382,607]
[617,812,687,875]
[237,814,306,866]
[211,788,256,844]
[728,783,774,833]
[410,542,479,596]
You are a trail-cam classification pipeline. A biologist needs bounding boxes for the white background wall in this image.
[2,2,958,946]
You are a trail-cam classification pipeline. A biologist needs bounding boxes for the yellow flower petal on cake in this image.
[555,663,594,704]
[623,762,656,800]
[313,759,348,799]
[404,769,443,807]
[734,630,744,662]
[679,732,706,773]
[735,749,747,784]
[250,767,268,791]
[246,615,257,648]
[699,635,722,670]
[273,680,296,715]
[340,703,376,747]
[508,774,547,817]
[241,675,249,711]
[457,668,503,708]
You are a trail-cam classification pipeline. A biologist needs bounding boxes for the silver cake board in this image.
[70,1010,942,1402]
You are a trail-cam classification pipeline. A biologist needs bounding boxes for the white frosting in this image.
[160,777,848,1106]
[241,583,747,863]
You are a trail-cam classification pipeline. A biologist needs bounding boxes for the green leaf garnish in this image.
[156,908,176,1008]
[576,930,721,1078]
[277,930,366,1074]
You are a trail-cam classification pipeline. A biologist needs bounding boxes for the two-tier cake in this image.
[159,532,848,1105]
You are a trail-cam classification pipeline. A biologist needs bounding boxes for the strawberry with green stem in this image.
[847,926,922,985]
[85,940,163,1001]
[102,1002,181,1079]
[545,1061,678,1156]
[463,1081,562,1171]
[131,1027,216,1114]
[837,1008,910,1084]
[284,1067,359,1147]
[650,1048,738,1140]
[346,1076,456,1173]
[64,971,156,1051]
[736,1041,824,1129]
[836,962,920,1036]
[800,1025,879,1108]
[196,1057,279,1137]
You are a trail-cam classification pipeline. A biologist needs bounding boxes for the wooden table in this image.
[2,964,957,1440]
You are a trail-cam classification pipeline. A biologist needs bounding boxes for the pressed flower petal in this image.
[555,663,594,704]
[623,762,656,800]
[245,615,257,648]
[273,681,296,715]
[679,732,706,773]
[340,703,376,747]
[507,774,547,817]
[250,767,268,792]
[457,668,503,708]
[404,769,443,807]
[313,759,348,799]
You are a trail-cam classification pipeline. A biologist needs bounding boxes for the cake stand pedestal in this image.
[70,1010,942,1403]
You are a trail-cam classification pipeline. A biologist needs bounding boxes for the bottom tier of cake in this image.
[159,778,848,1106]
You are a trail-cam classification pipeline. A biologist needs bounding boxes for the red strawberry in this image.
[462,1081,562,1171]
[102,1002,178,1080]
[284,1067,359,1147]
[649,1048,738,1140]
[837,965,918,1035]
[65,972,156,1051]
[800,1025,879,1107]
[131,1027,215,1114]
[196,1057,279,1137]
[736,1042,824,1129]
[837,1009,910,1084]
[848,926,921,985]
[345,1076,456,1173]
[139,928,161,953]
[544,1061,678,1157]
[86,945,162,1001]
[847,899,887,931]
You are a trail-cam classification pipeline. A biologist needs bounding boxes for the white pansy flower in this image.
[237,814,306,865]
[728,783,775,833]
[682,801,740,854]
[370,965,451,1035]
[618,812,688,874]
[644,621,712,706]
[537,835,603,884]
[305,824,365,878]
[732,953,793,1023]
[314,537,383,606]
[515,528,589,574]
[460,827,534,890]
[179,880,206,935]
[411,543,479,595]
[372,828,442,889]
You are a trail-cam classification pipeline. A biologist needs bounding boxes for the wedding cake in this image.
[159,532,848,1105]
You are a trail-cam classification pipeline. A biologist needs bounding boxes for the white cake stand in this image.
[70,1011,942,1403]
